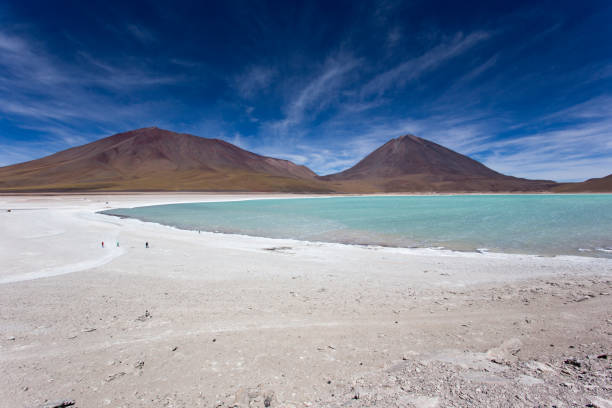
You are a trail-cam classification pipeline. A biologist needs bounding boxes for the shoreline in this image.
[102,210,612,262]
[1,193,611,407]
[2,192,610,284]
[99,194,612,261]
[2,191,612,199]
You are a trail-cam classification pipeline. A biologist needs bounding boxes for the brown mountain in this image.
[321,135,557,192]
[553,174,612,193]
[0,127,331,192]
[3,129,599,193]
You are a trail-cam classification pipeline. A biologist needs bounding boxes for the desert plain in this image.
[0,194,611,408]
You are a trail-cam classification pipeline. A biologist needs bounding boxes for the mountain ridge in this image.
[0,127,608,193]
[553,174,612,193]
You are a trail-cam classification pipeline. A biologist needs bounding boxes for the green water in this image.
[103,195,612,257]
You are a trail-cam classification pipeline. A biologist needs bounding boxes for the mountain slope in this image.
[553,174,612,193]
[321,135,557,192]
[0,130,581,193]
[0,127,330,192]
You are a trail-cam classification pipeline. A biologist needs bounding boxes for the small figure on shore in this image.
[116,241,120,247]
[145,242,149,248]
[101,241,104,248]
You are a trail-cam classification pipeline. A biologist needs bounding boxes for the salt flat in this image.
[1,194,611,407]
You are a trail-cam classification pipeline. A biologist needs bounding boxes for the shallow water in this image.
[103,195,612,258]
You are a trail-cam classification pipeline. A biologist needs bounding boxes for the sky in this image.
[0,0,610,181]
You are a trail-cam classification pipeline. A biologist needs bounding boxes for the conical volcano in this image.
[321,134,556,192]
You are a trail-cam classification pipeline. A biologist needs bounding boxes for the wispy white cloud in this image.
[264,54,359,136]
[125,23,156,44]
[360,31,490,98]
[255,150,310,164]
[455,54,499,84]
[17,123,91,146]
[0,28,181,97]
[76,52,183,89]
[480,102,612,181]
[244,106,259,123]
[0,31,25,52]
[229,132,248,149]
[233,66,276,98]
[385,26,402,49]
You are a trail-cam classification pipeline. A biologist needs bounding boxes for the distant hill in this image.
[320,135,557,192]
[0,127,331,192]
[553,174,612,193]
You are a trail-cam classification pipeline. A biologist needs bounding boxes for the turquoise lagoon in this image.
[103,195,612,258]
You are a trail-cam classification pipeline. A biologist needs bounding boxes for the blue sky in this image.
[0,1,610,181]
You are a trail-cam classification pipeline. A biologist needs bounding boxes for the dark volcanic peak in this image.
[321,134,557,192]
[324,134,504,180]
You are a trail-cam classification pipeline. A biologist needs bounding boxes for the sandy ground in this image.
[0,194,611,408]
